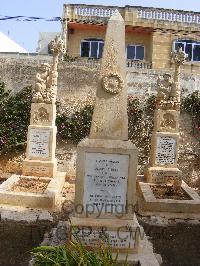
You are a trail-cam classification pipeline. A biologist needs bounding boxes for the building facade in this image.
[37,32,60,54]
[62,4,200,73]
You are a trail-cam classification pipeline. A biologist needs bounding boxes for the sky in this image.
[0,0,200,52]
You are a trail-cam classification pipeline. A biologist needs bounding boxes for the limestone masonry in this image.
[0,56,199,104]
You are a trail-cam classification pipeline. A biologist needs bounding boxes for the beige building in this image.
[62,4,200,73]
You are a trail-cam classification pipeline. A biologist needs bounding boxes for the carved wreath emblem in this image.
[33,107,49,125]
[102,73,123,95]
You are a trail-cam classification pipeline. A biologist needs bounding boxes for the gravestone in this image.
[23,36,64,178]
[0,36,66,211]
[146,48,187,185]
[69,11,141,255]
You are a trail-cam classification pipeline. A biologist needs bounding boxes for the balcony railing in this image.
[127,60,152,69]
[74,6,116,17]
[63,4,120,20]
[137,8,200,24]
[64,4,200,26]
[63,58,152,70]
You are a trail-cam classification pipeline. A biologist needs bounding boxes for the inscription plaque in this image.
[156,136,176,165]
[83,153,129,214]
[72,228,135,249]
[151,170,180,183]
[29,129,50,158]
[26,165,50,176]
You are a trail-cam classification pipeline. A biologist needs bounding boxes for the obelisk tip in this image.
[109,10,124,22]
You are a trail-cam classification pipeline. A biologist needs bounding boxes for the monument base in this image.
[75,138,138,220]
[22,159,57,178]
[137,176,200,219]
[31,219,160,266]
[69,215,142,253]
[146,166,182,184]
[0,172,65,210]
[113,235,160,266]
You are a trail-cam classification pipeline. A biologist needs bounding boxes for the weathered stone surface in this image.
[0,172,65,209]
[0,56,199,106]
[23,124,57,178]
[32,36,64,104]
[75,138,138,219]
[145,49,187,186]
[21,36,64,179]
[25,126,56,161]
[70,215,142,253]
[22,159,57,178]
[154,109,179,133]
[149,132,179,168]
[30,103,56,126]
[83,152,129,214]
[90,11,128,140]
[39,219,160,266]
[146,167,182,184]
[137,180,200,218]
[70,13,142,258]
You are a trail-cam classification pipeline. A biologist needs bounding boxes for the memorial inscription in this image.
[83,153,129,214]
[151,170,180,183]
[156,136,176,165]
[29,129,50,158]
[72,228,135,249]
[26,165,50,176]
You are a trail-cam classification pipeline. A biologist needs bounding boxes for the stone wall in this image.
[0,55,99,107]
[0,55,199,105]
[127,69,200,96]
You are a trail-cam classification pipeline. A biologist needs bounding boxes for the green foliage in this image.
[0,83,32,154]
[63,51,79,62]
[31,239,128,266]
[128,95,156,166]
[181,91,200,141]
[56,105,94,143]
[0,79,198,160]
[0,82,156,163]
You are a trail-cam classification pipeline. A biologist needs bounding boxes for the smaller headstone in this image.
[23,36,65,178]
[146,48,187,186]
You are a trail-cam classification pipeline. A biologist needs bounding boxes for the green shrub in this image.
[56,105,93,143]
[0,83,32,154]
[31,239,128,266]
[128,95,156,166]
[1,80,198,161]
[181,91,200,141]
[0,82,156,164]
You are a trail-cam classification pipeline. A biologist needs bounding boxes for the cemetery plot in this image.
[0,173,65,209]
[137,179,200,217]
[150,184,192,200]
[9,177,49,193]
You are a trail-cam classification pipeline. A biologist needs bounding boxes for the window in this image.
[127,45,144,60]
[48,44,53,55]
[174,40,200,62]
[80,39,104,59]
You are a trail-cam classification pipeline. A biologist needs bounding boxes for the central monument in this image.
[69,11,143,257]
[90,11,128,141]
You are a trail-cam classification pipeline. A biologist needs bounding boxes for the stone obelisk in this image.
[69,11,141,255]
[90,12,128,140]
